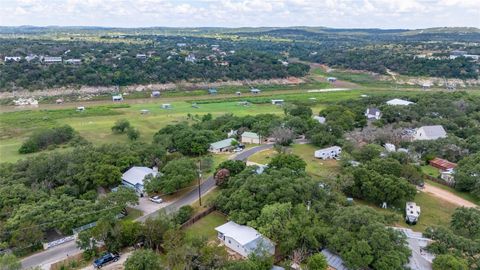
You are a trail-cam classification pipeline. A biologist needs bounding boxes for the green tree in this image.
[268,154,306,173]
[111,119,131,134]
[160,158,197,193]
[216,160,246,176]
[127,127,140,141]
[173,205,194,225]
[124,249,164,270]
[432,254,468,270]
[450,207,480,239]
[454,153,480,196]
[0,253,21,270]
[306,253,328,270]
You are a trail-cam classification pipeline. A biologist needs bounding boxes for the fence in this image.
[424,174,455,187]
[180,206,217,229]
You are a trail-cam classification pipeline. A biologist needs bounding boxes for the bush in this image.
[111,119,130,133]
[18,125,75,154]
[127,127,140,141]
[174,205,194,224]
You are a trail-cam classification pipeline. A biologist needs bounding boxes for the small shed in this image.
[140,109,150,115]
[238,101,250,106]
[384,143,396,152]
[76,106,85,111]
[241,131,261,144]
[208,88,218,95]
[429,158,457,171]
[161,104,172,109]
[250,88,261,94]
[327,77,337,83]
[313,116,326,124]
[209,138,237,153]
[151,91,161,97]
[112,94,123,102]
[271,99,284,105]
[236,91,242,95]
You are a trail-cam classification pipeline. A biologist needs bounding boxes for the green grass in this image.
[421,165,440,178]
[124,207,143,221]
[184,211,227,241]
[426,180,480,206]
[191,188,221,215]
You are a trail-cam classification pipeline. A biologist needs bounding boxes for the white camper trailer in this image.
[405,202,421,225]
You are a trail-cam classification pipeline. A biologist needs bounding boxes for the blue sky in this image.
[0,0,479,29]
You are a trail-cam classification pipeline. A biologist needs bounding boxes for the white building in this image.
[215,221,275,258]
[386,98,414,106]
[112,94,123,101]
[209,138,237,153]
[313,116,326,124]
[185,53,196,63]
[413,125,447,141]
[250,88,261,94]
[4,56,21,62]
[161,103,172,109]
[405,202,421,224]
[42,56,62,64]
[122,166,159,196]
[241,131,261,144]
[365,108,382,120]
[314,146,342,160]
[384,143,396,152]
[65,59,81,64]
[271,99,284,105]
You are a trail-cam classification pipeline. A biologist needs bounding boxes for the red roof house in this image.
[429,158,457,171]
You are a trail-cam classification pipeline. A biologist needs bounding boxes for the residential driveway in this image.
[423,183,477,208]
[132,197,169,216]
[81,251,132,270]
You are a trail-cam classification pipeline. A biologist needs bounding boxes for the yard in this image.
[184,211,228,241]
[248,144,340,178]
[421,165,440,178]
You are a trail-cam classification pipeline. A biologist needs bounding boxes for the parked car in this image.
[93,252,120,268]
[149,195,163,203]
[233,148,243,153]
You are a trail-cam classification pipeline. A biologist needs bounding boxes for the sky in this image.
[0,0,479,29]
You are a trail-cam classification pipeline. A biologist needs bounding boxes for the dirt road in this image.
[81,251,132,270]
[423,183,477,208]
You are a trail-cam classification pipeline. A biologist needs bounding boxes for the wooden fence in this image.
[180,206,217,229]
[424,174,455,187]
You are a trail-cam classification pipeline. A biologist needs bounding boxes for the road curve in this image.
[21,144,273,269]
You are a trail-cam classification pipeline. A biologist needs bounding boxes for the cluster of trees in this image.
[0,36,310,90]
[18,125,77,153]
[111,119,140,141]
[425,207,480,270]
[215,154,411,269]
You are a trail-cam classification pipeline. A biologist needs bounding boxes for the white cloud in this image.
[0,0,477,28]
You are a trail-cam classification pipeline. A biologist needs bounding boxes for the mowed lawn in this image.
[248,144,340,178]
[184,211,228,241]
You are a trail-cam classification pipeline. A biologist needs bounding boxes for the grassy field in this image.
[184,211,228,241]
[0,86,426,163]
[421,165,440,178]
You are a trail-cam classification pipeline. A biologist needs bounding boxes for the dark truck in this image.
[93,252,120,268]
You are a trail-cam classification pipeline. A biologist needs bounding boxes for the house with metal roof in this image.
[321,249,350,270]
[209,138,237,153]
[386,98,415,106]
[241,131,261,144]
[121,166,159,196]
[215,221,275,258]
[413,125,447,141]
[313,116,326,124]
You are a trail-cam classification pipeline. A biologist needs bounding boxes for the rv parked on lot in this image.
[405,202,421,225]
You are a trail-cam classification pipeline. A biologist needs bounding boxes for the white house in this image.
[215,221,275,258]
[365,108,382,120]
[4,56,21,62]
[314,146,342,160]
[313,116,326,124]
[241,131,261,144]
[271,99,284,105]
[42,56,62,64]
[209,138,236,153]
[384,143,396,152]
[122,166,159,196]
[413,125,447,141]
[161,103,172,109]
[185,53,196,63]
[250,88,261,94]
[386,98,414,106]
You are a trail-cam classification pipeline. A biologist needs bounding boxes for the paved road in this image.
[21,144,273,269]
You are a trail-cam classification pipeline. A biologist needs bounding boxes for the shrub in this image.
[18,125,75,154]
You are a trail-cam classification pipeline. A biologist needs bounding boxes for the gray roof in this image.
[321,249,350,270]
[418,125,446,138]
[242,131,260,139]
[366,107,380,114]
[215,221,274,255]
[121,167,158,186]
[210,138,236,150]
